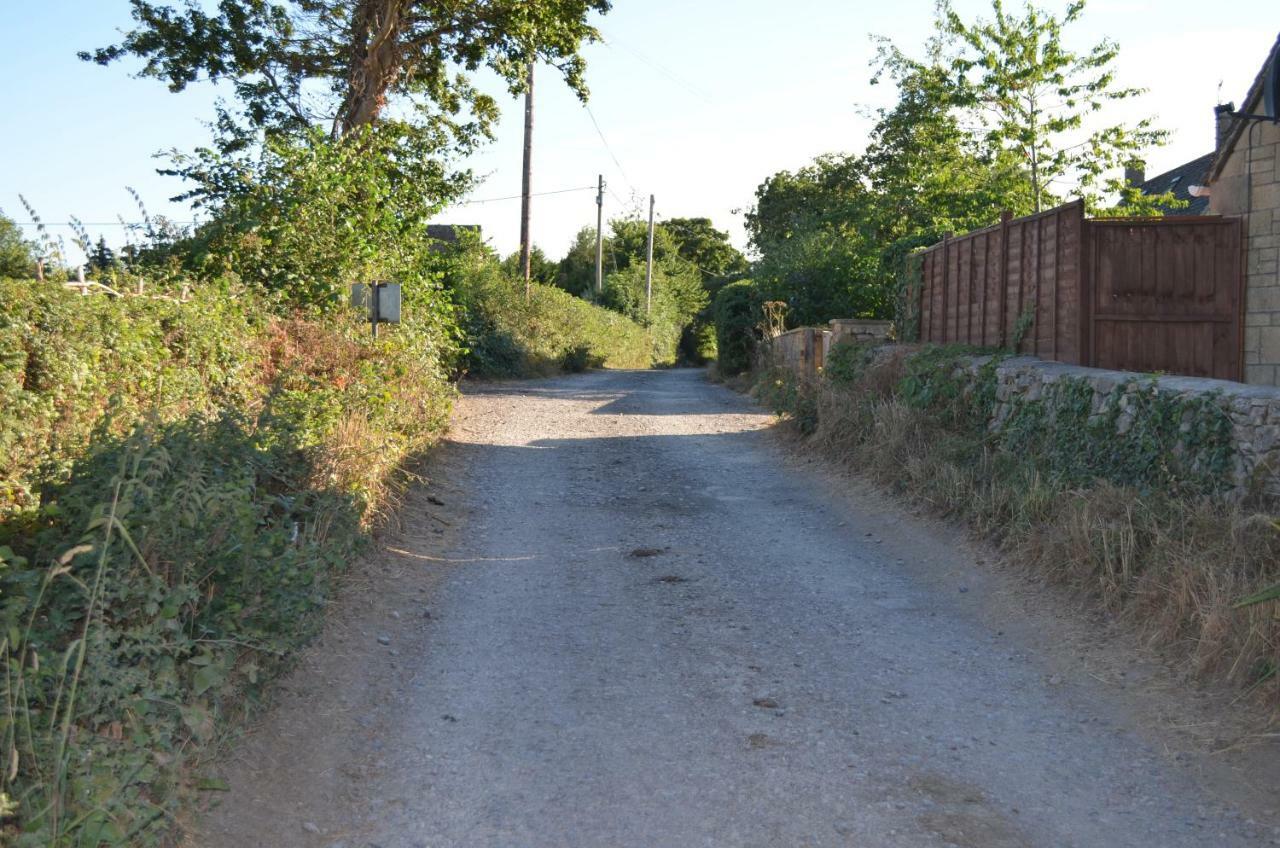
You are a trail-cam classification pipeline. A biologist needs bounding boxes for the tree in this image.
[500,245,556,285]
[881,0,1167,212]
[659,218,746,289]
[0,213,37,279]
[745,155,889,324]
[83,0,611,144]
[86,236,116,274]
[554,226,606,297]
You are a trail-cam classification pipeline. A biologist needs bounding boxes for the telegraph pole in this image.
[519,59,535,297]
[595,175,605,295]
[645,194,656,315]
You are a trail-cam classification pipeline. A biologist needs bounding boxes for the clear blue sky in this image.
[1,2,1275,263]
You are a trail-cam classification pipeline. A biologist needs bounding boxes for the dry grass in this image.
[785,356,1280,704]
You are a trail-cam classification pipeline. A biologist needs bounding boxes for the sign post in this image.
[350,282,402,339]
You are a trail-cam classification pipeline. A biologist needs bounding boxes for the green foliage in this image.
[500,246,559,286]
[601,260,706,366]
[998,377,1235,496]
[755,367,819,434]
[898,345,1003,434]
[885,0,1169,213]
[712,280,761,376]
[454,256,651,377]
[554,227,603,297]
[0,212,37,279]
[823,339,878,386]
[166,123,469,312]
[745,155,890,326]
[0,279,455,844]
[84,0,611,143]
[659,217,748,292]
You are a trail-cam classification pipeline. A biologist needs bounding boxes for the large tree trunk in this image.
[337,0,410,136]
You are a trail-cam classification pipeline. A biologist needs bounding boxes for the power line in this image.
[599,30,713,104]
[583,103,636,195]
[454,184,595,206]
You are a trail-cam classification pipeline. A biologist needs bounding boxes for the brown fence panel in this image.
[918,202,1084,362]
[1083,216,1243,381]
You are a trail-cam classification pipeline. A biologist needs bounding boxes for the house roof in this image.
[1137,152,1215,215]
[1208,31,1280,182]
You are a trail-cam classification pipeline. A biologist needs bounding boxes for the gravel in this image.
[197,368,1276,847]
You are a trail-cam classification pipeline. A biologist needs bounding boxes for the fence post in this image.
[998,211,1011,349]
[802,327,816,377]
[940,232,952,343]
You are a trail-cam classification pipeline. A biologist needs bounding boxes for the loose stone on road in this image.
[197,369,1276,847]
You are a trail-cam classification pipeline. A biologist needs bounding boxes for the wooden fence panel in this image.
[919,202,1084,362]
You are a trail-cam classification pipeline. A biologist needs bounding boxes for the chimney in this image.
[1215,102,1236,151]
[1124,161,1145,188]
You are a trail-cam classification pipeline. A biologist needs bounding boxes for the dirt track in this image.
[196,368,1280,847]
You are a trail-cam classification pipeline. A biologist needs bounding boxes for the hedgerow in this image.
[453,258,652,377]
[0,277,455,845]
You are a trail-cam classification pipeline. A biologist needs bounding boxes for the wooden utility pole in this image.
[519,60,535,296]
[645,194,655,314]
[595,175,605,295]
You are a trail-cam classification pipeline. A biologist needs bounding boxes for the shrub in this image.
[0,278,454,844]
[453,259,651,377]
[712,280,760,376]
[601,262,706,366]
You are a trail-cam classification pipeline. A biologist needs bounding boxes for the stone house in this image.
[1208,33,1280,385]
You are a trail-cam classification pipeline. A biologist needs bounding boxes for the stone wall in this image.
[828,319,893,345]
[964,355,1280,498]
[1211,114,1280,385]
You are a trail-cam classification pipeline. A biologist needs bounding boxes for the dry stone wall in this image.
[965,355,1280,498]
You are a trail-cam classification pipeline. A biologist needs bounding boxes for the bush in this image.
[0,278,454,844]
[712,280,760,376]
[601,262,706,366]
[453,258,652,377]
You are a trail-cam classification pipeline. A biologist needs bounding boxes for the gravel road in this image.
[197,368,1279,847]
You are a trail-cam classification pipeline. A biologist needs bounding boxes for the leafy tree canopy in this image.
[83,0,611,146]
[658,217,747,286]
[501,245,557,285]
[876,0,1168,212]
[0,213,37,279]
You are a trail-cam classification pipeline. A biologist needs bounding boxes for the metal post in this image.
[645,194,655,315]
[595,175,605,296]
[371,283,380,340]
[520,60,535,297]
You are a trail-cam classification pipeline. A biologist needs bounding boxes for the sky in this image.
[1,1,1276,264]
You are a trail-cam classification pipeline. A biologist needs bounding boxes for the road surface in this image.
[197,368,1277,847]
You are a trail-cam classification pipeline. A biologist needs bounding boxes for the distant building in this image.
[1127,153,1215,216]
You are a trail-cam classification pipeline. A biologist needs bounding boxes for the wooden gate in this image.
[1083,216,1243,381]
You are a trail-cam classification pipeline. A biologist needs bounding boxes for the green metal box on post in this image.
[350,282,402,339]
